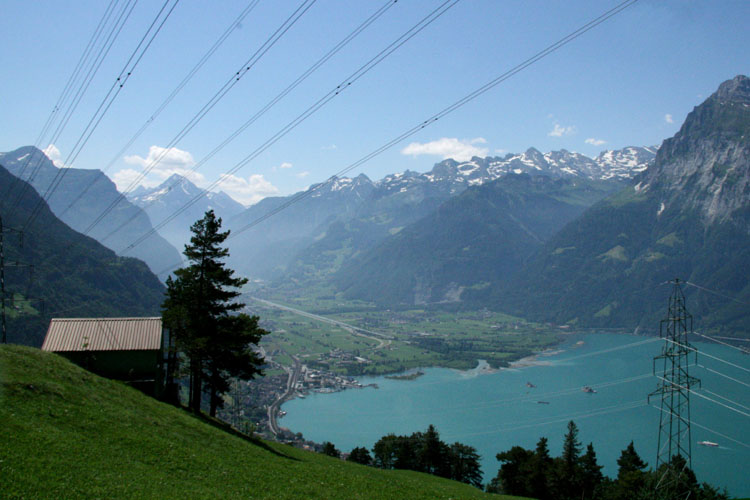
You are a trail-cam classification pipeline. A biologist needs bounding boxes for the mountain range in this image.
[0,147,181,279]
[4,75,746,337]
[334,75,750,335]
[223,145,656,281]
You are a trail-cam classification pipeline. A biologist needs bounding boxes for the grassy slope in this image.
[0,345,524,500]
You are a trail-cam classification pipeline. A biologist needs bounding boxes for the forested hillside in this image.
[0,165,165,346]
[335,174,620,306]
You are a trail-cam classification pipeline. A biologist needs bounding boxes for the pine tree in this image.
[610,441,648,500]
[555,420,583,499]
[530,437,553,500]
[448,442,483,488]
[579,442,604,499]
[162,210,266,415]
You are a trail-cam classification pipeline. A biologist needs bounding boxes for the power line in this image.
[452,400,648,439]
[700,387,750,412]
[650,405,750,450]
[0,0,119,207]
[692,331,750,355]
[57,0,264,221]
[663,337,749,374]
[98,0,398,248]
[685,280,750,307]
[4,0,139,214]
[120,0,460,258]
[80,0,318,239]
[696,363,750,389]
[22,0,182,232]
[225,0,640,241]
[146,0,638,278]
[655,375,750,419]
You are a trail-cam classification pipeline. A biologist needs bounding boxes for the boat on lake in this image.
[582,386,597,393]
[699,441,719,447]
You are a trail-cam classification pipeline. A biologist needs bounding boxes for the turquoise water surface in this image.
[281,333,750,496]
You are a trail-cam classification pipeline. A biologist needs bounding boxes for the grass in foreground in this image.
[0,345,527,499]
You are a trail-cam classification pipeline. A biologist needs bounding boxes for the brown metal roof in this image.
[41,317,163,352]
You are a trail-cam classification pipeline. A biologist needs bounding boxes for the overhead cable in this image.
[120,0,460,258]
[663,337,749,374]
[80,0,318,239]
[650,405,750,450]
[5,0,139,213]
[57,0,264,220]
[221,0,641,244]
[99,0,398,247]
[22,0,181,232]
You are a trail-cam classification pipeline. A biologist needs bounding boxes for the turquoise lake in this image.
[281,333,750,496]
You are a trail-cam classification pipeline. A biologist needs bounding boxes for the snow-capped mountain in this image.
[378,145,657,194]
[226,146,655,280]
[127,174,246,250]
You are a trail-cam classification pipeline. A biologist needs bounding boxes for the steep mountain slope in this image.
[0,146,182,279]
[334,175,621,306]
[0,164,165,346]
[501,75,750,335]
[0,345,508,500]
[225,174,377,279]
[128,173,245,250]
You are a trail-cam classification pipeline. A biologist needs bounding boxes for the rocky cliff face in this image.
[499,75,750,334]
[640,75,750,227]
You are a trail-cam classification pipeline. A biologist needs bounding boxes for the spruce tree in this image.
[163,210,266,415]
[579,442,604,499]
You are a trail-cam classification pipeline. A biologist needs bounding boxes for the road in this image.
[249,296,394,348]
[267,353,302,436]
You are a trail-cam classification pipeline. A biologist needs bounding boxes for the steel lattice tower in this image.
[649,278,701,497]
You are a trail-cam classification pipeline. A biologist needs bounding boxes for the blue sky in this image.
[1,0,748,205]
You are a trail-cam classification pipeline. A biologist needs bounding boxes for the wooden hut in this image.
[41,317,167,396]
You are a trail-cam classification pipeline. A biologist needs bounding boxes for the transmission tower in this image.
[1,215,41,344]
[648,278,701,497]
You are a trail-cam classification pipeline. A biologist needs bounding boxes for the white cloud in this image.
[216,173,279,206]
[272,161,293,172]
[124,145,195,170]
[42,144,68,168]
[296,171,310,179]
[548,123,577,137]
[117,145,206,191]
[664,114,674,124]
[111,168,145,192]
[585,138,607,146]
[321,144,337,151]
[400,137,489,162]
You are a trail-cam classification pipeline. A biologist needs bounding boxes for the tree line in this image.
[325,425,483,488]
[487,420,728,500]
[320,420,728,499]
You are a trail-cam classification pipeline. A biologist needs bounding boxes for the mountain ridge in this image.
[0,146,181,279]
[127,173,246,251]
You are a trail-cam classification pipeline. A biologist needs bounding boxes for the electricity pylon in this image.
[649,278,701,498]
